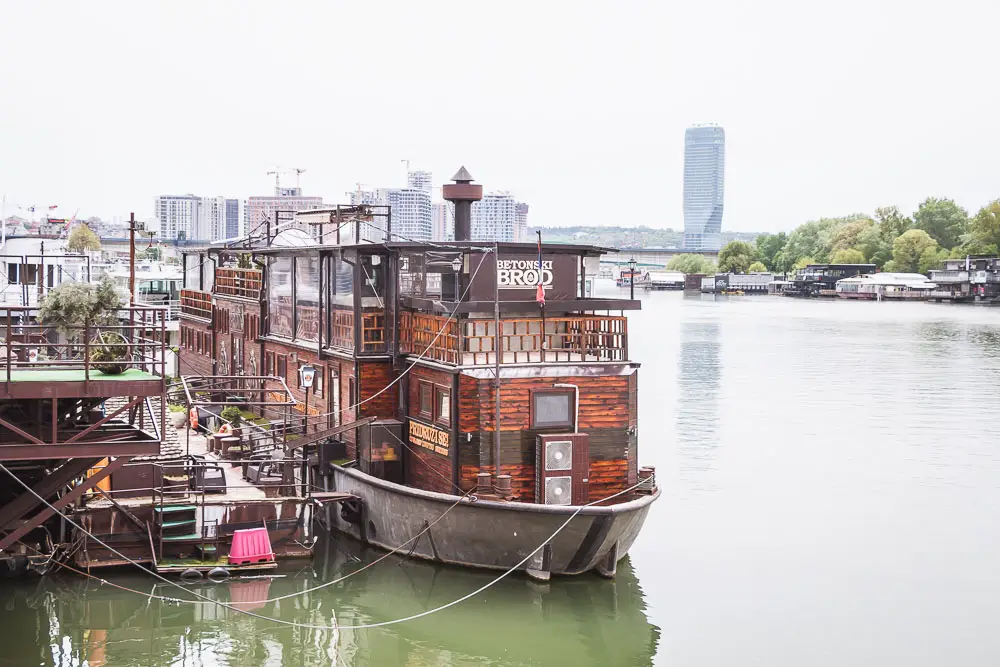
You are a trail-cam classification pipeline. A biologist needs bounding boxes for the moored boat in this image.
[178,167,660,581]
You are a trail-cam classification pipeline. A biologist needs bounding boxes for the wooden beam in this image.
[0,456,130,553]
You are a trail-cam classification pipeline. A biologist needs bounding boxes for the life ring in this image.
[189,408,199,431]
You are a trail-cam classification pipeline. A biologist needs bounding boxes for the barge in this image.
[177,167,659,580]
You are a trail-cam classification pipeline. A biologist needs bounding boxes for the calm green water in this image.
[4,288,1000,666]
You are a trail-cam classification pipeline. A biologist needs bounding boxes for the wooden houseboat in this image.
[178,169,659,580]
[835,273,936,300]
[786,263,875,297]
[647,271,686,290]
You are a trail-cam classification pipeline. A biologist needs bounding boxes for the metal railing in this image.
[0,305,169,382]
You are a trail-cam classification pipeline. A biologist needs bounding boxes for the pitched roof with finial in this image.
[451,166,474,183]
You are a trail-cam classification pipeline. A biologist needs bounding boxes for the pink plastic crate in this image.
[228,527,275,565]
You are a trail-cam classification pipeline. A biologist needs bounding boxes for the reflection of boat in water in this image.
[317,534,662,666]
[0,536,660,666]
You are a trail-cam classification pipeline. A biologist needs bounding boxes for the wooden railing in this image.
[399,312,461,364]
[398,313,626,365]
[180,289,213,321]
[214,268,263,300]
[325,309,386,354]
[361,312,386,353]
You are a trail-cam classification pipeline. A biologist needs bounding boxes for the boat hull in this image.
[326,465,659,579]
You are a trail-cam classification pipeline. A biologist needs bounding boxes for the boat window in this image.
[436,387,451,425]
[295,256,320,341]
[360,254,386,305]
[267,257,293,338]
[531,390,574,430]
[419,382,433,418]
[313,365,324,397]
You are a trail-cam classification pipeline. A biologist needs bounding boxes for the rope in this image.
[18,487,475,606]
[0,461,643,631]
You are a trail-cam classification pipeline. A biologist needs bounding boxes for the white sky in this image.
[1,0,997,232]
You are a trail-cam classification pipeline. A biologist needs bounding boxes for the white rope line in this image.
[0,461,643,631]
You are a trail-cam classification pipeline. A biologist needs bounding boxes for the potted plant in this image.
[89,330,130,375]
[220,405,244,437]
[168,403,187,428]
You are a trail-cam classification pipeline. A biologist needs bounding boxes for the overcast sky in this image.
[1,0,997,232]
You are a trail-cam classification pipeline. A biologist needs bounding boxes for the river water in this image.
[4,287,1000,666]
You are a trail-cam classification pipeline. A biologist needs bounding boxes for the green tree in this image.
[829,218,874,252]
[874,206,912,240]
[889,229,939,273]
[754,232,787,270]
[39,277,122,335]
[913,197,968,249]
[666,253,716,274]
[717,240,756,273]
[856,225,892,268]
[793,256,816,271]
[747,261,768,273]
[964,200,1000,255]
[830,248,866,264]
[66,224,101,253]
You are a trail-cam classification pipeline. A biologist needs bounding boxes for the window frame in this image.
[530,388,576,430]
[276,354,287,381]
[418,381,434,419]
[264,351,275,377]
[435,386,451,426]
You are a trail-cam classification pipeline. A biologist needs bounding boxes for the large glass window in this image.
[267,256,293,338]
[295,256,320,341]
[360,254,386,306]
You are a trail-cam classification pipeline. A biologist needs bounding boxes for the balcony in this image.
[399,313,628,366]
[180,289,213,321]
[214,267,263,301]
[0,306,167,402]
[929,270,970,283]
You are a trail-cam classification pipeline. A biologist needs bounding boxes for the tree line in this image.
[665,197,1000,275]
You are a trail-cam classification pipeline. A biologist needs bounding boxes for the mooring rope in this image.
[0,462,646,631]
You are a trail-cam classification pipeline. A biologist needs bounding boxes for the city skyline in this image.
[2,2,999,234]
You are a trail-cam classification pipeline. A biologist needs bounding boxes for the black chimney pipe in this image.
[441,166,482,242]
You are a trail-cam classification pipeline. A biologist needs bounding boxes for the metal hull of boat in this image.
[326,465,659,580]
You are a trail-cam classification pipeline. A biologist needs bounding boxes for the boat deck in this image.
[0,367,163,399]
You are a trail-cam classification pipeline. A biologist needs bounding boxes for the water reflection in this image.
[676,313,721,475]
[0,533,660,666]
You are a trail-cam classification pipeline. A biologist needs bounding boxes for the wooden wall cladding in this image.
[359,361,397,419]
[406,443,453,494]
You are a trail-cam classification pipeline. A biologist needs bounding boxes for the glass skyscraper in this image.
[683,125,725,251]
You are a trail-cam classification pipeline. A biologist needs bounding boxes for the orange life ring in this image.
[189,408,199,430]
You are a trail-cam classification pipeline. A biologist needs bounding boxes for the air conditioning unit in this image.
[535,433,589,505]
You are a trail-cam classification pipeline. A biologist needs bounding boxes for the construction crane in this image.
[266,166,307,195]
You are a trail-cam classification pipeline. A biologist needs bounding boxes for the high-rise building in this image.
[407,170,433,194]
[155,195,199,241]
[194,197,225,240]
[246,191,324,235]
[471,192,519,242]
[386,188,432,241]
[515,202,529,243]
[224,199,242,239]
[683,125,725,251]
[432,202,453,242]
